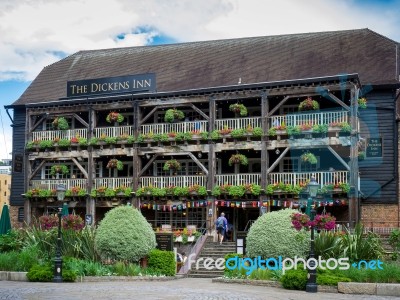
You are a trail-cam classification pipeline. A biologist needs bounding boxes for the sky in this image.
[0,0,399,160]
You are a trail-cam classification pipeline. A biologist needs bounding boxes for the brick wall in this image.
[9,205,24,229]
[361,204,399,228]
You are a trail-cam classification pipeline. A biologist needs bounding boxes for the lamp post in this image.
[53,184,66,283]
[306,176,319,293]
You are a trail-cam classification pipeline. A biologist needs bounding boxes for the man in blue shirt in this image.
[215,212,228,245]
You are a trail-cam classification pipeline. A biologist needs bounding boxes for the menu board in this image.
[366,138,383,158]
[155,233,174,251]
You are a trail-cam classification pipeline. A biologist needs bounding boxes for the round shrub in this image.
[95,206,156,262]
[246,208,310,259]
[148,249,176,276]
[280,268,307,290]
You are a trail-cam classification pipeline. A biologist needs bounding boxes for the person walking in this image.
[215,212,228,245]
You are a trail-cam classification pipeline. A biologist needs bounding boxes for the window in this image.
[281,157,319,172]
[18,207,24,222]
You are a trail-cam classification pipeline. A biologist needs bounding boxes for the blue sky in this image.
[0,0,399,159]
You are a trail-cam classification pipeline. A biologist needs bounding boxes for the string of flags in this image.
[140,199,348,210]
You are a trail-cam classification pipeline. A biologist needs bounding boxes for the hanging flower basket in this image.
[106,159,124,170]
[298,97,319,111]
[291,212,336,231]
[228,154,248,166]
[163,159,181,171]
[229,103,248,116]
[358,97,367,109]
[106,112,124,123]
[52,117,69,130]
[164,109,185,123]
[50,164,69,176]
[300,152,317,164]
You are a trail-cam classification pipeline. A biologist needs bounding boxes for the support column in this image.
[87,105,96,225]
[260,91,270,212]
[207,97,216,233]
[24,112,33,225]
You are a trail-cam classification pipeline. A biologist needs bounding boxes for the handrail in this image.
[244,219,255,232]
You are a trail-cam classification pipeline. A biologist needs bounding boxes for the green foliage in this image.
[175,132,192,141]
[106,112,124,123]
[52,117,69,130]
[148,249,176,276]
[340,223,384,262]
[0,230,24,252]
[300,152,317,164]
[210,130,221,140]
[104,136,118,144]
[298,97,319,111]
[340,122,351,133]
[200,131,209,140]
[63,257,111,276]
[62,269,77,282]
[50,164,69,176]
[95,206,156,262]
[0,246,40,271]
[358,97,367,109]
[268,127,277,136]
[286,125,301,136]
[317,274,352,286]
[229,103,248,116]
[280,268,307,290]
[27,264,53,282]
[224,253,245,278]
[164,108,185,123]
[231,128,245,138]
[315,231,343,259]
[39,140,53,149]
[246,209,309,259]
[252,127,263,137]
[58,138,71,147]
[389,229,400,260]
[312,124,328,133]
[228,154,248,166]
[153,133,169,143]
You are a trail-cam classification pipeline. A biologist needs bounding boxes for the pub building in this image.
[5,29,400,237]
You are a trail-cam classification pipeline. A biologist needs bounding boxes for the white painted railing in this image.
[30,179,87,190]
[140,176,207,188]
[94,126,134,138]
[269,111,348,127]
[215,174,261,186]
[31,129,88,141]
[268,171,348,186]
[94,177,133,189]
[215,117,261,130]
[141,121,208,135]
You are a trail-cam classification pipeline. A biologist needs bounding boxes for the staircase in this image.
[188,237,236,278]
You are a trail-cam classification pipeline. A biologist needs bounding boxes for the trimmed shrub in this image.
[224,253,245,278]
[95,206,156,262]
[317,274,351,286]
[62,270,77,282]
[27,264,53,282]
[280,268,307,290]
[0,230,24,252]
[246,209,310,259]
[148,249,175,276]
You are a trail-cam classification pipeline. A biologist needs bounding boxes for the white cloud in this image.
[0,0,399,82]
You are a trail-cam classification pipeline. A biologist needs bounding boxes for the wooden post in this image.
[24,111,33,225]
[87,105,96,224]
[261,91,269,212]
[208,96,216,228]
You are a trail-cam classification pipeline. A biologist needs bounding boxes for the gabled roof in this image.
[11,28,400,106]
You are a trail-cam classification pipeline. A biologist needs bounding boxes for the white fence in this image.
[269,111,348,127]
[215,117,261,130]
[268,171,348,186]
[140,176,207,188]
[30,179,87,190]
[141,121,208,135]
[94,126,134,138]
[94,177,133,189]
[215,174,261,186]
[31,129,88,141]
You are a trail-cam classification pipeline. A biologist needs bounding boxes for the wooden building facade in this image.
[5,29,400,234]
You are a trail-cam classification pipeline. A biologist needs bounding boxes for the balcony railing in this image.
[215,117,261,130]
[268,171,348,186]
[30,179,87,190]
[215,174,261,186]
[141,121,208,135]
[94,177,133,189]
[269,111,348,128]
[31,129,88,141]
[140,176,207,188]
[94,126,134,138]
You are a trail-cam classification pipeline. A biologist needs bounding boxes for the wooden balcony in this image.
[32,129,88,141]
[140,176,206,188]
[269,111,348,127]
[215,174,261,186]
[215,117,261,130]
[94,126,134,138]
[94,177,133,189]
[268,171,348,186]
[30,179,87,190]
[141,121,208,135]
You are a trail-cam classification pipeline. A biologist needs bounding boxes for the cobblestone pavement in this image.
[0,278,397,300]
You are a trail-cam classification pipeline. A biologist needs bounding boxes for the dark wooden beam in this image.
[71,157,88,178]
[187,152,208,175]
[140,106,159,125]
[138,153,159,177]
[28,160,46,181]
[267,96,289,117]
[267,147,290,173]
[327,146,350,171]
[327,93,350,111]
[190,103,209,120]
[73,113,89,128]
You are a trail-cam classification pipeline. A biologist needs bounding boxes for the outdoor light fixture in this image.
[275,149,280,155]
[198,152,202,158]
[54,184,66,283]
[306,175,319,293]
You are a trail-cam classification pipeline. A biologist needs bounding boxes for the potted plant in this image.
[106,111,124,124]
[358,151,366,161]
[52,117,69,130]
[50,164,69,176]
[298,97,319,111]
[228,154,248,166]
[312,124,328,138]
[286,125,301,139]
[339,122,351,136]
[163,159,181,171]
[358,97,367,109]
[229,103,248,116]
[300,152,317,164]
[164,108,185,123]
[106,159,124,170]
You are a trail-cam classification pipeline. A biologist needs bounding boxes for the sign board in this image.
[85,214,93,226]
[366,137,383,158]
[155,233,174,251]
[13,153,23,173]
[67,73,156,97]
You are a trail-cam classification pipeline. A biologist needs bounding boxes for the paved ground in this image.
[0,278,397,300]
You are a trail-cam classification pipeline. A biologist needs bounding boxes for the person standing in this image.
[215,212,228,245]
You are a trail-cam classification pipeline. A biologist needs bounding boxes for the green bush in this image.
[280,268,307,290]
[95,206,156,262]
[0,230,24,252]
[62,270,77,282]
[246,209,310,259]
[315,231,343,259]
[63,257,111,277]
[224,253,245,278]
[148,249,175,276]
[0,246,40,272]
[27,264,53,282]
[317,274,351,286]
